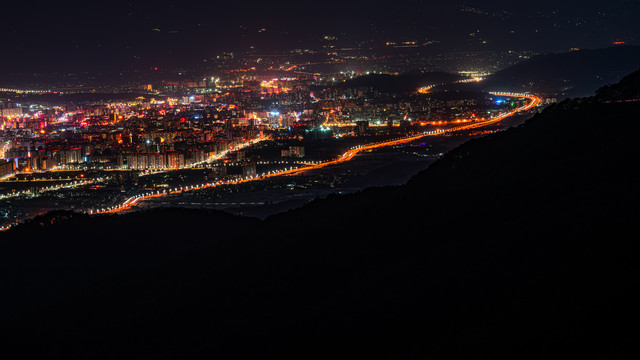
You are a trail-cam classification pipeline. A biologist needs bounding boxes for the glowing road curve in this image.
[88,93,540,215]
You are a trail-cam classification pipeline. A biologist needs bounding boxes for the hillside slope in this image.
[479,46,640,97]
[335,71,462,94]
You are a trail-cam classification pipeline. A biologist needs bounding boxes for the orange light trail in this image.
[0,93,541,227]
[85,93,540,216]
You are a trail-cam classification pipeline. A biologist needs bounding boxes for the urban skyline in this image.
[2,2,640,358]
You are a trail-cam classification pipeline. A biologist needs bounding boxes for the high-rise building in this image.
[356,120,369,135]
[210,165,227,179]
[127,154,148,169]
[242,163,257,178]
[282,146,305,158]
[166,152,185,169]
[0,101,22,117]
[59,148,82,165]
[148,154,165,169]
[0,159,15,177]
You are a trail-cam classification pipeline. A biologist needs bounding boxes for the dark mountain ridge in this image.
[2,69,640,359]
[335,72,463,94]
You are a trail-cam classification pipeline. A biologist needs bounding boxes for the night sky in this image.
[2,0,639,72]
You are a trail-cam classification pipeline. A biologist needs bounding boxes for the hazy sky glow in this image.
[1,0,638,72]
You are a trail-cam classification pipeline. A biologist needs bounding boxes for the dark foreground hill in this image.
[2,70,640,359]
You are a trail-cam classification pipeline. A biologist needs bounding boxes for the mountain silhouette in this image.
[479,46,640,97]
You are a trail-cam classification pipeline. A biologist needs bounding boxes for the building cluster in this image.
[1,65,524,176]
[126,150,208,170]
[0,100,23,118]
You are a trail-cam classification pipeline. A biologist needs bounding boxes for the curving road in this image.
[89,93,540,215]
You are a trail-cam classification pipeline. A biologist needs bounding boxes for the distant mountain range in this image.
[332,46,640,99]
[2,70,640,358]
[478,45,640,97]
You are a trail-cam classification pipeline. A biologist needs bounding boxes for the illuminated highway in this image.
[87,93,540,216]
[0,178,99,201]
[0,93,540,229]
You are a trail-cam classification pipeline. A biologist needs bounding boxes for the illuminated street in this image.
[88,93,540,216]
